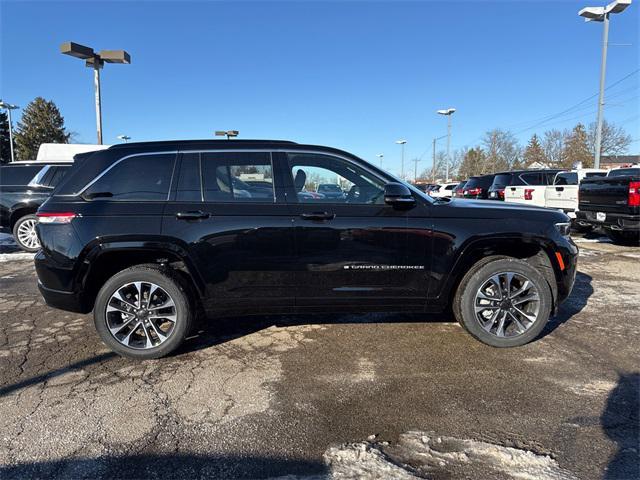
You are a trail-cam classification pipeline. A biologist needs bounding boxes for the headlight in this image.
[555,222,571,237]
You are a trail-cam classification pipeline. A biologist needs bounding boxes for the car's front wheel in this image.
[94,265,193,359]
[13,214,40,252]
[454,257,553,347]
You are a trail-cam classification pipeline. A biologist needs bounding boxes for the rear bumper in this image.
[37,281,87,313]
[576,210,640,231]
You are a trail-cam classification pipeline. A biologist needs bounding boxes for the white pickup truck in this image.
[504,169,564,207]
[545,169,608,222]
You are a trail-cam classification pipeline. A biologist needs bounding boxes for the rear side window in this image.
[0,166,42,186]
[491,174,512,188]
[554,172,578,185]
[520,172,542,185]
[201,152,274,202]
[84,154,175,201]
[608,168,640,177]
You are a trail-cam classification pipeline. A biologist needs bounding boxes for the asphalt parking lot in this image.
[0,232,638,480]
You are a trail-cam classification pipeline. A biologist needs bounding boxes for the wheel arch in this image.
[77,240,205,313]
[10,204,38,229]
[441,236,561,311]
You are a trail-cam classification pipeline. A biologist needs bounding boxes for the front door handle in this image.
[300,212,336,221]
[176,210,210,220]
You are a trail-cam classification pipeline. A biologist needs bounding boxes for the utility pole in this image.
[413,158,421,183]
[0,101,19,162]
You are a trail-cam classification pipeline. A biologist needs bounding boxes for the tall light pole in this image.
[376,153,384,169]
[117,134,131,143]
[579,0,632,169]
[437,108,456,181]
[215,130,239,140]
[0,100,19,162]
[61,42,131,145]
[395,139,407,179]
[432,134,448,182]
[412,158,421,183]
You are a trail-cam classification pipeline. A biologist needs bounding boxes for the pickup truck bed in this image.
[577,173,639,244]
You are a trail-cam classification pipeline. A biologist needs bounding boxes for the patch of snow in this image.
[572,236,612,244]
[0,252,35,263]
[273,431,577,480]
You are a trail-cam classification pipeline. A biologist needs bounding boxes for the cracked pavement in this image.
[0,232,638,479]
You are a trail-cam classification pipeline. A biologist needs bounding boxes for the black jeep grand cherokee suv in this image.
[35,140,577,359]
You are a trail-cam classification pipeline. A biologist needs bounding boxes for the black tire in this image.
[94,265,193,360]
[12,214,40,252]
[605,229,640,246]
[453,257,553,348]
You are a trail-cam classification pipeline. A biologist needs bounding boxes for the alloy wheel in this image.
[105,281,177,349]
[16,218,40,250]
[474,272,540,338]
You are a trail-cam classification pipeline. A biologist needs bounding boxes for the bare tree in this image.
[588,119,632,157]
[482,129,521,173]
[542,129,565,167]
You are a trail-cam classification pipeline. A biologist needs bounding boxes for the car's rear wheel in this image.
[94,265,192,359]
[454,258,552,347]
[13,214,40,252]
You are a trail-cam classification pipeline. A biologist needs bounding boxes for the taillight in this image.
[467,187,482,196]
[498,189,505,199]
[629,181,640,207]
[524,188,535,201]
[36,212,78,224]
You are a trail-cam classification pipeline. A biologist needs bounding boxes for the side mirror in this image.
[384,182,415,208]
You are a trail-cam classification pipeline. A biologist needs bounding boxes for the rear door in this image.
[281,151,431,309]
[546,172,578,213]
[161,150,296,312]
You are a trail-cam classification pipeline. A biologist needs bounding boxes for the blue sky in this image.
[1,0,638,174]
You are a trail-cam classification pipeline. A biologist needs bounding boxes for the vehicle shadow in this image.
[0,453,326,480]
[602,372,639,480]
[540,271,593,337]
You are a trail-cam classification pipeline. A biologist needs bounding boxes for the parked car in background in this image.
[462,175,496,199]
[429,182,459,198]
[576,166,640,244]
[451,180,467,198]
[0,161,73,251]
[504,169,564,207]
[34,139,576,359]
[488,170,531,201]
[545,169,607,231]
[316,183,346,200]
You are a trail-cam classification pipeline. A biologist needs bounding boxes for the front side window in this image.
[201,152,274,203]
[84,154,175,201]
[287,153,385,204]
[520,172,542,185]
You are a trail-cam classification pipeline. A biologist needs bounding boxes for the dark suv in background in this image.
[0,161,72,251]
[35,140,577,359]
[462,174,496,199]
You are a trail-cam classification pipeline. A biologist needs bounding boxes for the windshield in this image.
[608,168,640,177]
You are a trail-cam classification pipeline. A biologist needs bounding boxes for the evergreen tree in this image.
[563,123,592,168]
[458,147,487,179]
[0,111,11,164]
[523,134,547,167]
[14,97,70,160]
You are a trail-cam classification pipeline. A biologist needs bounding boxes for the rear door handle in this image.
[300,212,336,221]
[176,210,210,220]
[556,187,564,191]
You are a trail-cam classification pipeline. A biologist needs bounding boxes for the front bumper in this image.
[576,210,640,231]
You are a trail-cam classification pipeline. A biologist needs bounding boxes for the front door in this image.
[280,151,431,309]
[161,150,296,313]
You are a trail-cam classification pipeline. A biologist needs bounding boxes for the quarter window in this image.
[201,152,274,203]
[287,153,385,204]
[84,154,175,201]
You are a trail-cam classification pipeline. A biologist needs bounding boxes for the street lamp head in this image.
[395,140,407,145]
[579,0,631,20]
[215,130,240,138]
[0,101,19,110]
[99,50,131,64]
[60,42,95,59]
[437,108,456,115]
[377,154,384,158]
[117,135,131,141]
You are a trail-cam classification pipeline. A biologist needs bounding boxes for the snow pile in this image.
[321,431,577,480]
[0,233,35,262]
